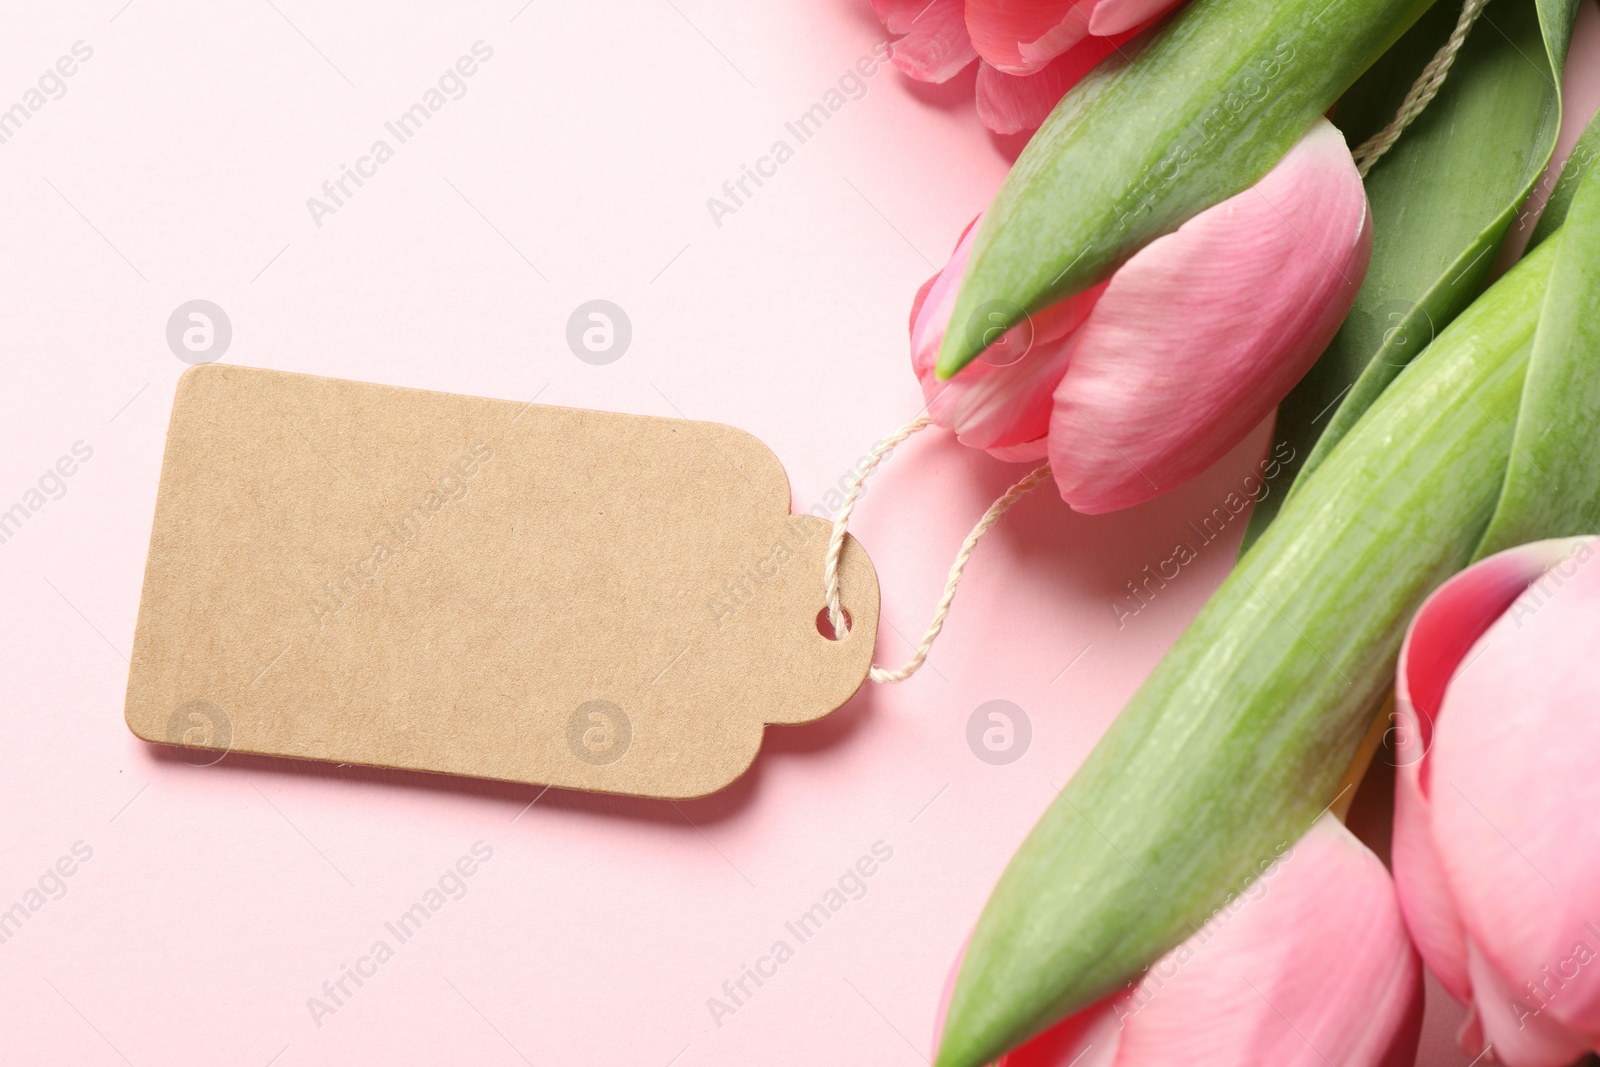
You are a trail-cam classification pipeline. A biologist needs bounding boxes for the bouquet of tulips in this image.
[878,0,1600,1063]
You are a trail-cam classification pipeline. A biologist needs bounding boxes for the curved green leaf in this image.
[934,0,1437,378]
[1478,155,1600,554]
[1241,0,1575,550]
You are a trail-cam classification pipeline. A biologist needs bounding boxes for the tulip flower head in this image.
[870,0,1160,133]
[934,814,1421,1067]
[911,117,1372,514]
[1392,536,1600,1067]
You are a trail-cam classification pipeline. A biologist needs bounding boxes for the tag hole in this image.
[816,606,851,641]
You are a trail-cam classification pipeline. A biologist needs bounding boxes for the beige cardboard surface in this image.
[124,365,879,798]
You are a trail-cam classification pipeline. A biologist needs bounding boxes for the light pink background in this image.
[1,2,1597,1065]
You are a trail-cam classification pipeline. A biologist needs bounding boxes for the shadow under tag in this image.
[125,365,879,799]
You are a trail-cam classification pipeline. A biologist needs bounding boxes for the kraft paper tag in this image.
[125,365,879,798]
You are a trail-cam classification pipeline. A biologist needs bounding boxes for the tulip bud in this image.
[913,119,1371,512]
[936,0,1433,377]
[1393,537,1600,1066]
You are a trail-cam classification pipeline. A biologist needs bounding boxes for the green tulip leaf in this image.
[1478,154,1600,554]
[935,0,1438,379]
[1530,103,1600,248]
[1241,0,1576,550]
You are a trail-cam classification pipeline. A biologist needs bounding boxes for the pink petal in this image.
[1390,539,1579,1004]
[974,34,1130,134]
[1464,939,1592,1067]
[911,214,1103,455]
[1113,817,1420,1066]
[1422,539,1600,1050]
[1088,0,1185,36]
[999,1002,1122,1067]
[1047,118,1371,513]
[965,0,1094,75]
[1391,732,1474,1004]
[1395,539,1578,776]
[875,0,979,82]
[955,816,1420,1067]
[988,438,1049,461]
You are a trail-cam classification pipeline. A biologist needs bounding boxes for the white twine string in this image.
[822,416,1052,684]
[1351,0,1490,177]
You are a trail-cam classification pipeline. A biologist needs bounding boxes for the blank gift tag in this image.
[125,365,879,798]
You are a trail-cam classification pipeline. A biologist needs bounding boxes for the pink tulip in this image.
[934,814,1422,1066]
[910,118,1371,513]
[870,0,1154,133]
[1392,536,1600,1066]
[1088,0,1183,36]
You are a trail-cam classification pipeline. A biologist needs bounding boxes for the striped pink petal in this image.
[911,215,1103,455]
[874,0,979,82]
[1087,0,1185,36]
[1465,942,1592,1067]
[965,0,1095,75]
[974,32,1132,133]
[1047,118,1370,513]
